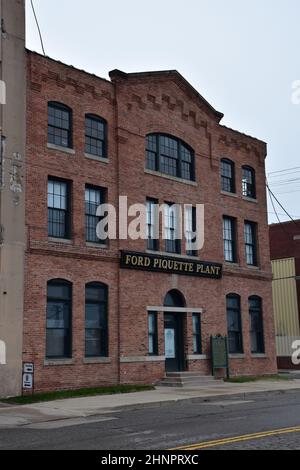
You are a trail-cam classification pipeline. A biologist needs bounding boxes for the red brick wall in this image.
[24,51,277,393]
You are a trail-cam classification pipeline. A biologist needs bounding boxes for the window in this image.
[85,185,106,244]
[148,312,158,356]
[85,115,107,158]
[164,203,181,254]
[227,294,243,354]
[244,221,258,266]
[146,134,195,181]
[146,198,159,251]
[242,166,256,199]
[46,280,72,359]
[192,314,202,354]
[185,206,197,256]
[85,283,108,357]
[48,178,71,239]
[223,217,237,263]
[221,159,235,193]
[249,296,265,354]
[48,102,72,148]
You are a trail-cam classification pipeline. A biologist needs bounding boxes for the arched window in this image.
[164,290,186,308]
[249,296,265,354]
[48,101,72,148]
[242,166,256,199]
[146,134,195,181]
[46,279,72,359]
[226,294,243,354]
[85,282,108,357]
[85,114,107,158]
[221,159,235,193]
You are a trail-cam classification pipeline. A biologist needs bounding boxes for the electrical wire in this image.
[267,182,300,229]
[30,0,46,56]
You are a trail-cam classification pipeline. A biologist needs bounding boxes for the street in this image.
[0,391,300,450]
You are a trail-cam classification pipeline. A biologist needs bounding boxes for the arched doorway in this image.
[164,290,186,372]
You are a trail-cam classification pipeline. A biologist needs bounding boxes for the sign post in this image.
[211,336,230,379]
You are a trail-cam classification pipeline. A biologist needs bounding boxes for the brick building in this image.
[23,49,277,393]
[270,221,300,369]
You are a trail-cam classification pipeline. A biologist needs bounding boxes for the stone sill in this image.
[144,169,198,187]
[221,190,238,198]
[120,356,165,363]
[48,237,73,245]
[47,143,75,155]
[44,359,74,366]
[242,196,258,204]
[229,354,246,359]
[86,242,108,250]
[251,354,267,358]
[146,250,199,261]
[83,358,111,364]
[84,153,109,164]
[187,355,208,361]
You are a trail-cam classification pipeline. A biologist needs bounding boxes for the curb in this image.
[82,386,300,416]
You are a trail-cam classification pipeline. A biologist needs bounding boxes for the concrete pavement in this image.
[1,378,300,429]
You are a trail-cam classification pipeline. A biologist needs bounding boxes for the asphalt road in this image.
[1,391,300,450]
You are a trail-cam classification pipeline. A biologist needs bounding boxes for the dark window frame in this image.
[46,279,72,360]
[85,282,109,358]
[48,101,72,148]
[146,198,159,251]
[242,166,256,199]
[227,294,243,354]
[164,202,181,255]
[249,296,265,354]
[146,133,195,182]
[223,216,237,263]
[192,313,202,355]
[48,177,71,240]
[148,312,159,356]
[244,221,258,266]
[186,206,198,257]
[85,114,108,158]
[221,159,235,193]
[85,185,107,244]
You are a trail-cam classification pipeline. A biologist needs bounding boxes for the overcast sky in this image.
[26,0,300,223]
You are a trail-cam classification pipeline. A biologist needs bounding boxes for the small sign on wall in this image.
[22,363,34,393]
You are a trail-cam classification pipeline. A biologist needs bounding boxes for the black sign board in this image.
[211,336,229,379]
[120,251,222,279]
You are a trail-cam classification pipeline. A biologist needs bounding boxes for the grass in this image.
[1,384,155,406]
[225,374,292,383]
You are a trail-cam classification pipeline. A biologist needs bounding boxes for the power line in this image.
[267,182,300,229]
[30,0,46,56]
[268,167,300,177]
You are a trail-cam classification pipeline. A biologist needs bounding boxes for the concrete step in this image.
[158,372,220,388]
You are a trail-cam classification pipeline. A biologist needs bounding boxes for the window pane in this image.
[47,302,70,328]
[48,103,71,148]
[46,329,70,358]
[85,116,106,157]
[86,284,106,302]
[85,330,101,357]
[146,134,194,180]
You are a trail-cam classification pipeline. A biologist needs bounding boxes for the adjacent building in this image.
[0,0,26,397]
[270,221,300,369]
[22,49,277,393]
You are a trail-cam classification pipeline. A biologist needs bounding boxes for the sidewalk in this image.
[1,379,300,429]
